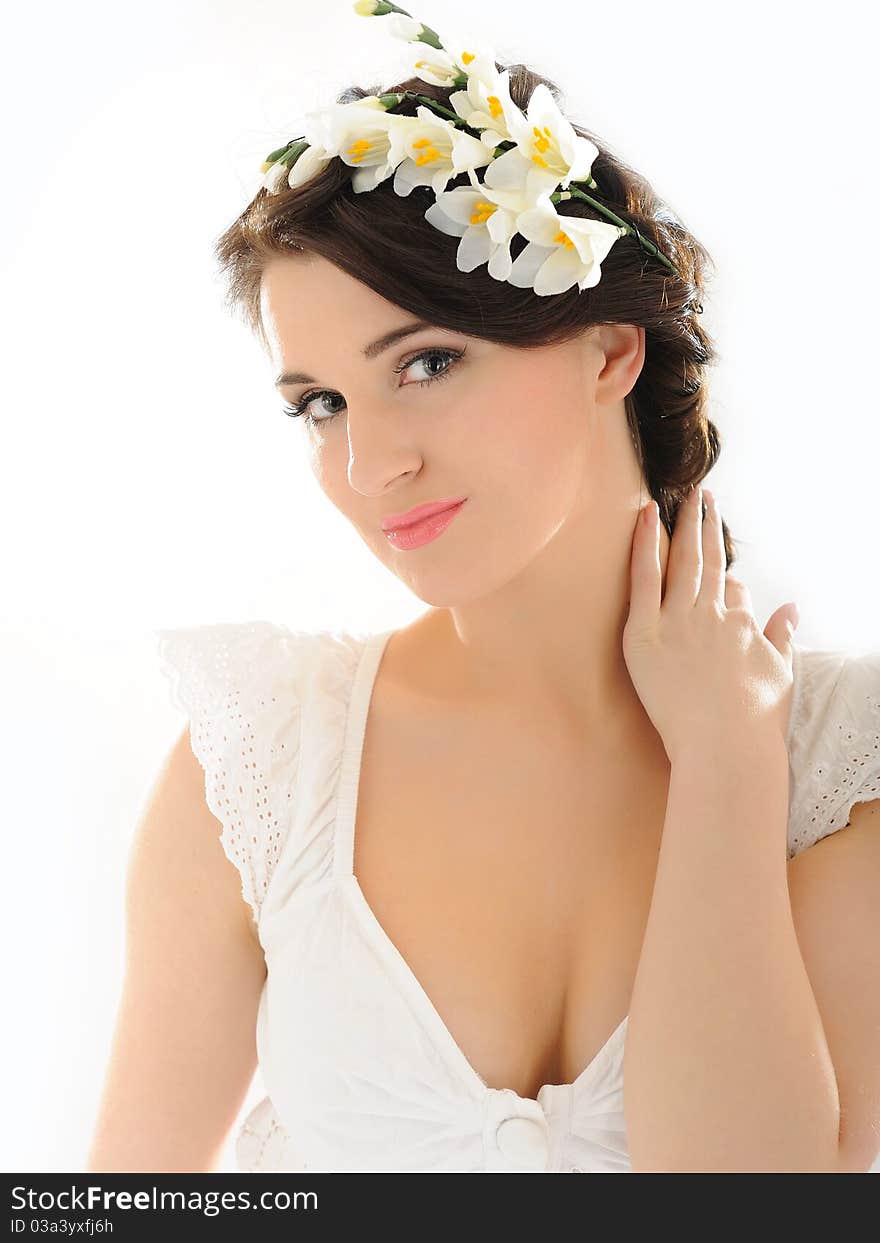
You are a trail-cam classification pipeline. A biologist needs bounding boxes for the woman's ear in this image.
[594,323,645,406]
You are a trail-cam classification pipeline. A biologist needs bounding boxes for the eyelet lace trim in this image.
[787,648,880,858]
[156,620,307,924]
[236,1096,298,1171]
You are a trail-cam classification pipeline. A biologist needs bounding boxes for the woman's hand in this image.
[622,485,798,764]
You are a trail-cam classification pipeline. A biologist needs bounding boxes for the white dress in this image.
[156,622,880,1173]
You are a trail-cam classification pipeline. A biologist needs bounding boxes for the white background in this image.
[2,0,877,1173]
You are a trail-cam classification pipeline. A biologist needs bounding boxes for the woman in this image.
[87,2,880,1173]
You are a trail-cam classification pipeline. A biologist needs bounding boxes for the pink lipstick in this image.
[382,498,467,550]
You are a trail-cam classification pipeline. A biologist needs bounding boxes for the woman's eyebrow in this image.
[274,320,435,387]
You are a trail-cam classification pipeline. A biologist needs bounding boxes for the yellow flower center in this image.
[470,200,497,225]
[412,137,442,166]
[414,58,451,78]
[461,50,475,64]
[346,137,373,164]
[553,228,575,249]
[531,124,562,172]
[486,94,503,119]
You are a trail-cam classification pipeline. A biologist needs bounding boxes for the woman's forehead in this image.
[261,255,409,337]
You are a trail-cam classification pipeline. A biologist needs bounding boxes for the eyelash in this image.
[280,346,467,427]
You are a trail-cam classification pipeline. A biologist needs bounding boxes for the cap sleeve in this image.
[787,647,880,859]
[155,620,305,926]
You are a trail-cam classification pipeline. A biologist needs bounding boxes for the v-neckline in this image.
[331,627,630,1104]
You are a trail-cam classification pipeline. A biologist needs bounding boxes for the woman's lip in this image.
[381,497,467,531]
[382,500,466,550]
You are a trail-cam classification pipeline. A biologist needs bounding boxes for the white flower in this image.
[286,144,334,190]
[440,40,503,89]
[262,160,295,194]
[507,191,627,294]
[448,66,522,150]
[390,105,494,197]
[424,172,536,283]
[386,14,426,42]
[302,94,385,154]
[504,82,600,198]
[402,24,499,89]
[407,43,463,89]
[478,142,553,200]
[307,96,404,193]
[261,138,333,195]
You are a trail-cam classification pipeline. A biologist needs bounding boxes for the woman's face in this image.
[260,253,645,607]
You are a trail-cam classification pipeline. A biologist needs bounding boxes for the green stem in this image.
[554,186,678,275]
[403,91,470,125]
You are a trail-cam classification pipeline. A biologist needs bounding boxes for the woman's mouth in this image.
[382,499,467,550]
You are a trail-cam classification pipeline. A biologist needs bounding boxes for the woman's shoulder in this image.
[786,644,880,859]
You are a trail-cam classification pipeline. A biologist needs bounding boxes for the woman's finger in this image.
[698,488,726,610]
[627,499,661,630]
[663,484,703,612]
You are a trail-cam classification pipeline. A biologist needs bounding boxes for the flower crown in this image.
[258,0,685,298]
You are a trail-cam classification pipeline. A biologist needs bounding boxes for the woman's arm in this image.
[623,733,842,1173]
[86,725,267,1173]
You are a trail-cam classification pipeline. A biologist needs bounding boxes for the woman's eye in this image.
[282,390,345,424]
[281,346,466,427]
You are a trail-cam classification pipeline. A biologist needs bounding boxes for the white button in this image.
[495,1115,550,1167]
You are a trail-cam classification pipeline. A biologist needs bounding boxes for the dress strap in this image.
[333,628,396,878]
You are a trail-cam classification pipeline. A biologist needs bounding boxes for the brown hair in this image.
[214,63,736,566]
